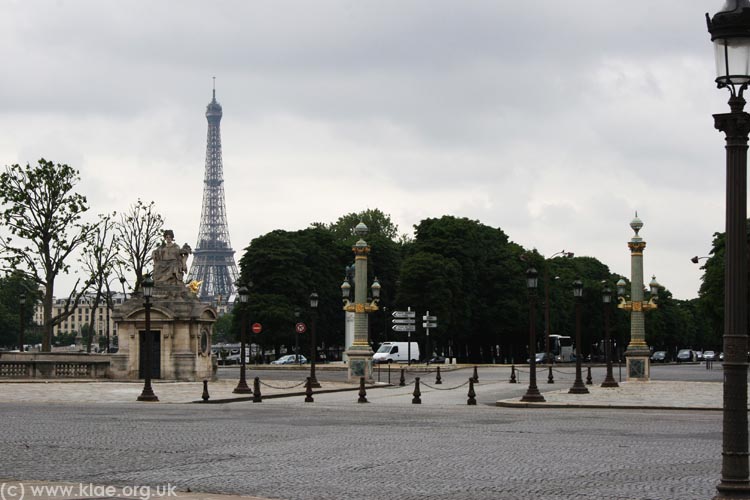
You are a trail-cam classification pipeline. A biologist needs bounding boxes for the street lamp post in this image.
[543,250,573,383]
[294,308,301,364]
[617,215,658,382]
[137,276,158,402]
[18,294,25,352]
[341,222,381,382]
[569,279,589,394]
[707,3,750,497]
[601,285,618,388]
[521,267,545,402]
[233,285,252,394]
[309,292,320,388]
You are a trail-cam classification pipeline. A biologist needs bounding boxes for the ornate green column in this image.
[342,222,380,382]
[618,215,657,381]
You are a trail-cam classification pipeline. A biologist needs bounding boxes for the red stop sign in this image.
[252,322,262,334]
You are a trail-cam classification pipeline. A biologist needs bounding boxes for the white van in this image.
[373,342,420,364]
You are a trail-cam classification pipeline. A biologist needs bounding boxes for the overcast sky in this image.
[0,1,733,300]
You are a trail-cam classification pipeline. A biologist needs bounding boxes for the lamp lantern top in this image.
[649,275,660,295]
[630,212,643,239]
[310,291,319,309]
[340,279,351,298]
[707,1,750,93]
[354,221,369,237]
[616,278,627,297]
[142,275,154,298]
[526,267,539,290]
[371,278,381,299]
[602,285,612,304]
[572,279,584,298]
[238,285,249,304]
[19,293,26,305]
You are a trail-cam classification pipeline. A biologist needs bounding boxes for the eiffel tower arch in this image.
[187,84,240,303]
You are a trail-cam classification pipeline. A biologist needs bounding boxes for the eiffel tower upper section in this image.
[187,86,240,302]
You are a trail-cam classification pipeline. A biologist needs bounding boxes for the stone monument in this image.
[109,230,217,381]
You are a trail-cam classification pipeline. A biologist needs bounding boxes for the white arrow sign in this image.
[392,325,416,332]
[423,322,437,328]
[392,310,416,319]
[422,315,437,321]
[392,318,415,324]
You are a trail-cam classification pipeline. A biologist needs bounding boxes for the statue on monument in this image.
[152,230,192,286]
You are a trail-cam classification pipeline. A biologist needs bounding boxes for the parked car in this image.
[695,351,704,361]
[527,352,554,364]
[704,350,717,361]
[650,351,668,363]
[676,349,695,362]
[427,355,447,364]
[271,354,308,365]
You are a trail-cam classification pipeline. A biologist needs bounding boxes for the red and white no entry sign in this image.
[295,322,307,334]
[252,323,262,334]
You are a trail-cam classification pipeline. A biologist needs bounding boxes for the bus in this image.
[549,334,574,362]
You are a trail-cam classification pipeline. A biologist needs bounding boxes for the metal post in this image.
[137,293,158,402]
[521,286,544,402]
[714,92,750,498]
[544,266,553,383]
[602,298,618,388]
[234,306,251,394]
[309,306,320,388]
[18,294,25,353]
[569,290,588,394]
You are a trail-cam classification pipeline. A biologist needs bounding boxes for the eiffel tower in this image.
[187,82,240,302]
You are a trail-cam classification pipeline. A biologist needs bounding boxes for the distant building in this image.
[33,293,127,347]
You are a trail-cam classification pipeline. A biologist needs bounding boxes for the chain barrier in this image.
[421,379,470,391]
[258,379,307,390]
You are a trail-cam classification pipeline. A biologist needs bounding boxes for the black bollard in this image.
[586,366,593,385]
[435,366,442,385]
[472,366,479,383]
[305,377,314,403]
[252,377,262,403]
[547,365,555,384]
[399,368,406,387]
[358,377,368,403]
[201,379,210,402]
[467,378,476,405]
[509,365,517,383]
[412,377,422,404]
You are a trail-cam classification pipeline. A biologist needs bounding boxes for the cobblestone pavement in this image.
[0,396,723,499]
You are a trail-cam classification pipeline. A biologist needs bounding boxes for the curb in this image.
[495,401,723,411]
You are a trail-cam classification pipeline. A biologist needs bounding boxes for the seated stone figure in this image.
[153,230,191,287]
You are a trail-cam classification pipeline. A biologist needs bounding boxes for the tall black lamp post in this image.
[521,267,545,402]
[233,285,252,394]
[137,276,158,402]
[601,285,618,388]
[309,291,321,388]
[543,250,573,383]
[18,294,26,352]
[707,3,750,497]
[569,279,588,394]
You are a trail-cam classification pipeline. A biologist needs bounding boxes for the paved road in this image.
[0,380,725,500]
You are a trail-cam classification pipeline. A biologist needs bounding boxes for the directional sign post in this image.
[423,311,438,364]
[392,306,416,365]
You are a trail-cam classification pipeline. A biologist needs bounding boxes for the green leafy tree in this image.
[0,271,39,349]
[213,311,235,344]
[397,216,527,362]
[0,159,96,351]
[322,208,401,241]
[238,227,349,358]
